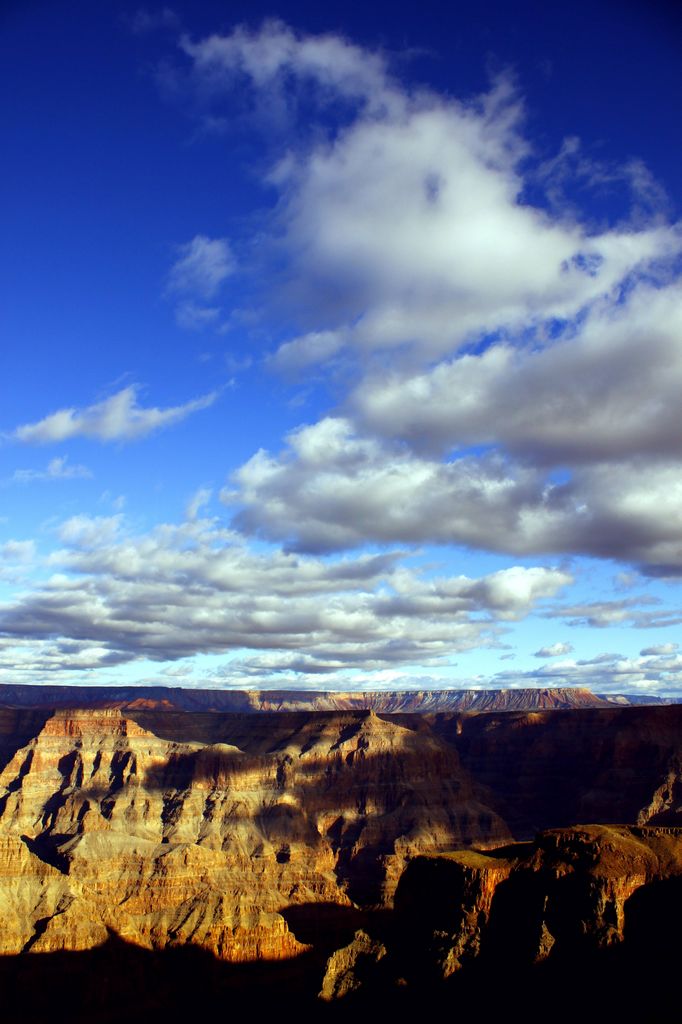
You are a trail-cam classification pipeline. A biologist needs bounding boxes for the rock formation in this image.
[0,706,507,960]
[319,823,682,1010]
[0,699,680,1016]
[0,682,613,713]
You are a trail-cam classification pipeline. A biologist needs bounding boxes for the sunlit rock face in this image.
[0,683,612,713]
[0,700,681,979]
[0,707,508,959]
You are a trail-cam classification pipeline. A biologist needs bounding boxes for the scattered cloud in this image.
[168,235,234,300]
[185,486,212,521]
[11,385,217,444]
[0,515,570,678]
[166,22,682,576]
[225,418,682,574]
[494,650,682,695]
[534,641,574,658]
[174,301,220,331]
[11,456,92,483]
[129,8,180,35]
[0,539,35,564]
[640,642,679,656]
[545,597,682,629]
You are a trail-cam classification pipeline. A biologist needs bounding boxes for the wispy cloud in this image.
[11,385,217,444]
[168,234,234,300]
[128,7,180,35]
[11,456,92,483]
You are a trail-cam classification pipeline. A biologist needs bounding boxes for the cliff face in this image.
[0,683,611,713]
[393,824,682,974]
[426,704,682,834]
[320,824,682,1003]
[0,707,507,960]
[1,701,682,994]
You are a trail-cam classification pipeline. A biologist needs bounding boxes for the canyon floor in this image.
[0,691,680,1019]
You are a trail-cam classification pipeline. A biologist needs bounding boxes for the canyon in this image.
[0,691,679,1017]
[0,682,658,713]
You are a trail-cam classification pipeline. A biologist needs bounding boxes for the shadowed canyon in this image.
[0,689,680,1019]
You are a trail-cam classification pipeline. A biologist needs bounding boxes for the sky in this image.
[2,0,682,694]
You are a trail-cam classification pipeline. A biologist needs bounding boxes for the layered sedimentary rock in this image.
[1,699,682,997]
[321,824,682,1001]
[0,706,507,960]
[0,683,612,713]
[432,704,682,833]
[394,825,682,973]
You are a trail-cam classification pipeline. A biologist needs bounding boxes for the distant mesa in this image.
[0,682,661,713]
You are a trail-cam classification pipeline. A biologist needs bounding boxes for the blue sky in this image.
[2,0,682,693]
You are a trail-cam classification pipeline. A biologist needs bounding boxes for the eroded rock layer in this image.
[0,707,507,960]
[0,683,611,713]
[1,701,681,991]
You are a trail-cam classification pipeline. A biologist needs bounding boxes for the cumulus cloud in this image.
[353,282,682,463]
[179,22,679,368]
[164,21,682,577]
[11,385,217,444]
[224,417,682,574]
[534,641,574,658]
[0,515,570,679]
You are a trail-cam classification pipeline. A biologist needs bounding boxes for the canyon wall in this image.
[0,700,680,1015]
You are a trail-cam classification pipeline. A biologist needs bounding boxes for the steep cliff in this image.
[320,824,682,1008]
[0,706,507,961]
[0,683,612,713]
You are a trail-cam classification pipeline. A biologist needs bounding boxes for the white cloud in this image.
[173,22,682,581]
[0,515,570,678]
[185,487,212,521]
[494,650,682,695]
[269,329,346,374]
[0,539,35,564]
[534,641,574,658]
[168,235,234,300]
[56,514,124,549]
[353,281,682,462]
[12,385,217,444]
[641,642,679,656]
[174,301,220,331]
[178,22,681,370]
[545,597,682,629]
[11,456,92,483]
[225,417,682,573]
[180,19,393,115]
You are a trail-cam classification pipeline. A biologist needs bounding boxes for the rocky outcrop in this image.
[2,700,682,1006]
[0,707,508,961]
[322,824,682,1001]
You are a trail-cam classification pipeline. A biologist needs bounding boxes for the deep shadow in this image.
[624,874,682,966]
[0,931,328,1023]
[281,902,392,957]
